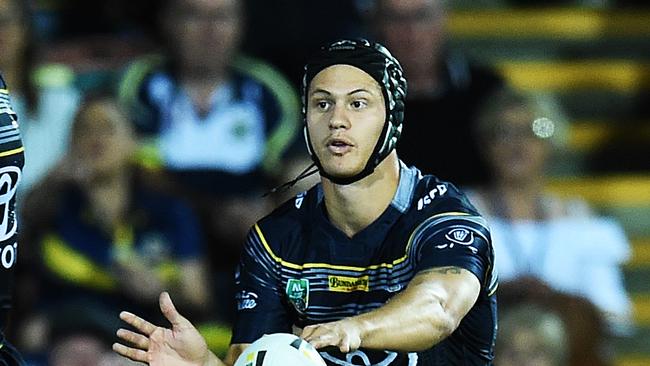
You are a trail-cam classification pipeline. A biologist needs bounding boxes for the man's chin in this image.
[321,166,364,182]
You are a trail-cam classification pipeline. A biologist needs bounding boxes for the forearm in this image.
[351,280,456,351]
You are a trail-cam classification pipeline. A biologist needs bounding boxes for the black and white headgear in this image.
[302,39,407,185]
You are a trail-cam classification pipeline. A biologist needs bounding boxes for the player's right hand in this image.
[113,292,211,366]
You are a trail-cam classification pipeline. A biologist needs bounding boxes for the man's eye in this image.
[351,100,366,109]
[317,101,329,109]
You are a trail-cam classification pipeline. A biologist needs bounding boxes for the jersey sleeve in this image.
[231,224,291,343]
[411,212,495,290]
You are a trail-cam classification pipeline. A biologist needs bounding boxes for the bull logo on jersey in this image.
[435,227,478,254]
[286,278,309,312]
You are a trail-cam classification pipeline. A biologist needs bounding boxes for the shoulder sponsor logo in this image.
[286,278,310,312]
[435,228,478,254]
[235,290,259,310]
[416,184,448,211]
[328,275,370,293]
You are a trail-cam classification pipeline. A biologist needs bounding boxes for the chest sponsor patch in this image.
[328,275,370,293]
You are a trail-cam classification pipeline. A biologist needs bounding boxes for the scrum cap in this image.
[303,39,407,185]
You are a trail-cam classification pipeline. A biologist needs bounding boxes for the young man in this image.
[0,74,26,365]
[114,39,497,366]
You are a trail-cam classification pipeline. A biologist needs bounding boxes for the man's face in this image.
[71,101,135,179]
[306,65,386,179]
[485,106,548,182]
[164,0,241,74]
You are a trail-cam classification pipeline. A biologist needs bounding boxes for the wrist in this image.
[203,351,225,366]
[346,315,371,348]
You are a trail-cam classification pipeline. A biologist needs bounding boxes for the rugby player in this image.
[114,39,497,366]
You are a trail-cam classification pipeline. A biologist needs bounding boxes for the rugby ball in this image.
[233,333,326,366]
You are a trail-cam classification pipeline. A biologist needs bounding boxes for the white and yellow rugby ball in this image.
[234,333,326,366]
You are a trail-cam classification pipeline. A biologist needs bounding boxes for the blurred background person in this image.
[15,96,211,362]
[497,278,612,366]
[497,304,570,366]
[368,0,503,186]
[118,0,303,324]
[468,86,632,334]
[0,0,80,195]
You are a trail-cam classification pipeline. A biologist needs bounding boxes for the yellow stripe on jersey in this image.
[0,146,24,158]
[42,234,116,291]
[253,211,473,273]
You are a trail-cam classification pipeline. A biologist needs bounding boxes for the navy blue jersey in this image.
[232,163,498,365]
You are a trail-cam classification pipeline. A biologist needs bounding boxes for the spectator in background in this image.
[118,0,302,322]
[497,278,612,366]
[16,96,211,360]
[0,0,80,194]
[497,304,569,366]
[369,0,503,186]
[467,86,633,334]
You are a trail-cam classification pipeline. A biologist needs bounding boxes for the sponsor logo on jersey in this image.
[328,275,370,293]
[236,290,259,310]
[435,227,478,254]
[286,278,309,312]
[416,184,448,211]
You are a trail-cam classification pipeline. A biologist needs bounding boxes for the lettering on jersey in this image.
[435,227,478,254]
[1,243,17,269]
[286,278,309,312]
[328,275,370,293]
[416,184,448,211]
[295,191,306,209]
[235,290,259,310]
[0,166,20,243]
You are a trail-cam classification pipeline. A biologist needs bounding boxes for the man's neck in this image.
[492,176,545,220]
[180,73,226,117]
[85,170,131,231]
[321,153,400,238]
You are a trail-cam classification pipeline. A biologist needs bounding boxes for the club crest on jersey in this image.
[435,228,478,254]
[286,278,309,312]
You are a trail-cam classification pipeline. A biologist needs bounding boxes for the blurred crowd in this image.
[0,0,644,365]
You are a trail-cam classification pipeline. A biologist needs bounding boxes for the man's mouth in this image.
[326,137,354,155]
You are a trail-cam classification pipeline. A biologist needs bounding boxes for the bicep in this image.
[410,266,481,325]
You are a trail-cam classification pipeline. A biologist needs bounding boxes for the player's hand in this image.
[301,319,362,353]
[113,292,210,365]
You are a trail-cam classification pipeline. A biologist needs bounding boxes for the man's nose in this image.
[329,104,351,130]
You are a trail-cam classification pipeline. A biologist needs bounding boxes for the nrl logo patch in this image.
[286,278,309,312]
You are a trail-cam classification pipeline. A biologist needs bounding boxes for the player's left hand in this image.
[301,319,362,353]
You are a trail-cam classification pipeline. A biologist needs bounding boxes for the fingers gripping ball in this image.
[234,333,326,366]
